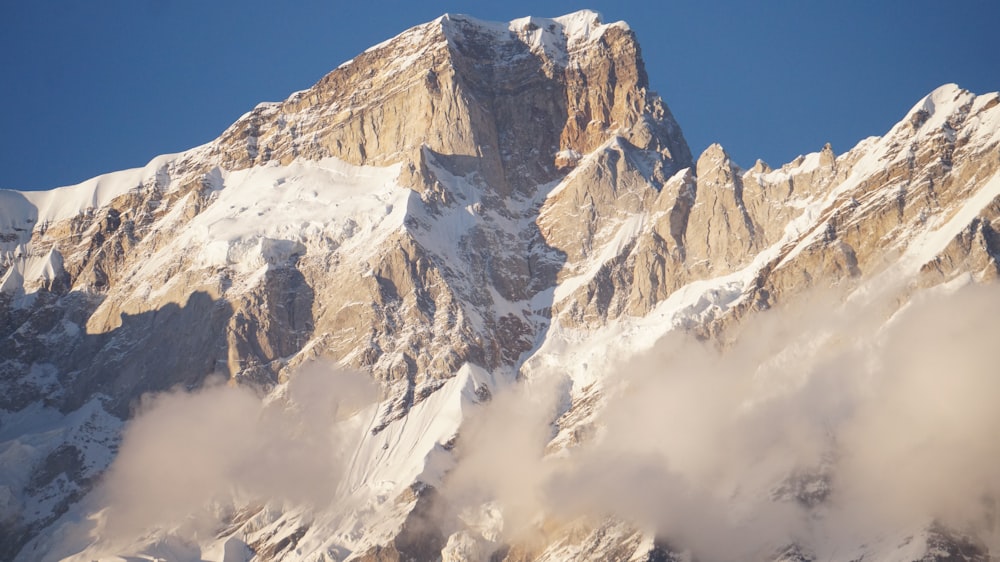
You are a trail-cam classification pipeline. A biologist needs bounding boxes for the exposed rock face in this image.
[541,84,1000,336]
[210,11,689,195]
[2,9,1000,562]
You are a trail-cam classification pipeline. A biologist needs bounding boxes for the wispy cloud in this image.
[94,362,376,545]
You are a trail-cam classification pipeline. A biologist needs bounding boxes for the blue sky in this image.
[1,1,997,190]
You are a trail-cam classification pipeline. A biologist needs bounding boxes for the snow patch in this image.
[553,213,646,304]
[900,169,1000,274]
[904,83,973,134]
[131,157,406,290]
[2,152,183,227]
[0,248,64,301]
[0,399,121,525]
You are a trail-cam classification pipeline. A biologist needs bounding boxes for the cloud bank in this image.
[443,283,1000,559]
[49,283,1000,560]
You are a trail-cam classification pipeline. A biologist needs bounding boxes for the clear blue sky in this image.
[1,1,997,190]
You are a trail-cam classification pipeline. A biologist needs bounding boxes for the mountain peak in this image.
[435,9,630,69]
[903,82,975,132]
[439,9,619,39]
[206,10,690,193]
[696,142,732,170]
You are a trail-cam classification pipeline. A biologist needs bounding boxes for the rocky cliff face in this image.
[2,9,999,562]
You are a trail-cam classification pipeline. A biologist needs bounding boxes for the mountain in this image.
[2,9,1000,562]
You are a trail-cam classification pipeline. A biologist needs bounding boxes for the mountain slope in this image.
[1,10,999,562]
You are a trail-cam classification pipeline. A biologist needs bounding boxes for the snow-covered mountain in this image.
[2,9,1000,561]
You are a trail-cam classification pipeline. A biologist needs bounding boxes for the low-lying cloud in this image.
[48,283,1000,560]
[442,283,1000,559]
[95,362,376,544]
[835,285,1000,537]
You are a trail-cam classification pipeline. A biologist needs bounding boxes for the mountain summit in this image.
[212,9,691,187]
[2,11,1000,562]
